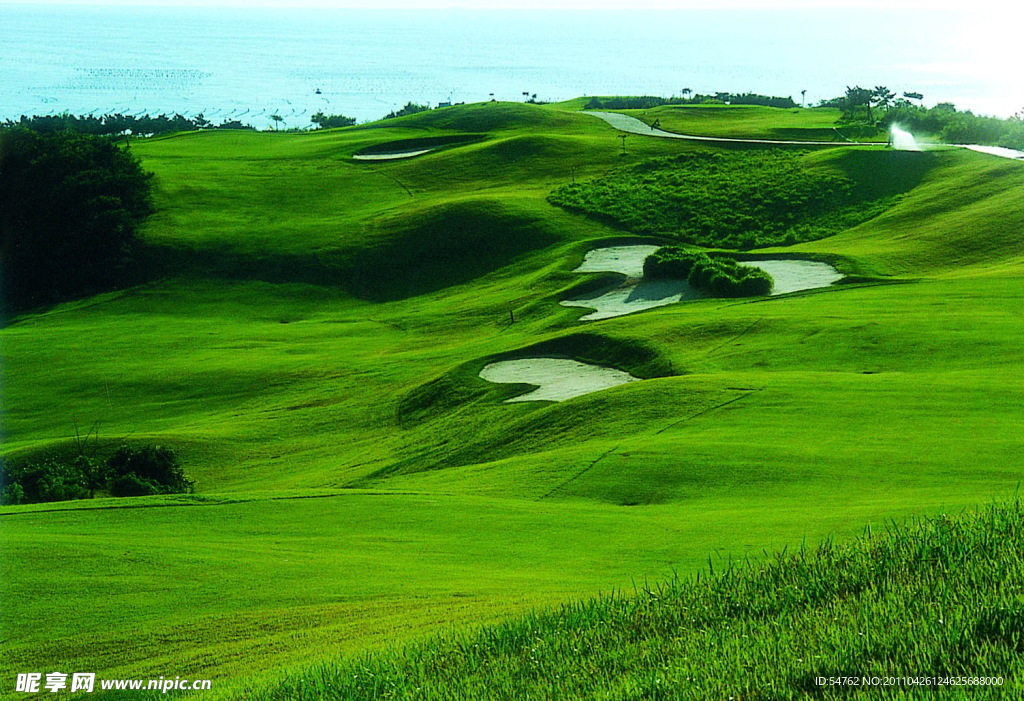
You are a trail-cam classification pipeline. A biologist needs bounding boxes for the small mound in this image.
[396,332,668,425]
[343,199,558,301]
[352,134,484,159]
[361,102,577,133]
[549,149,929,249]
[479,358,639,402]
[802,148,933,200]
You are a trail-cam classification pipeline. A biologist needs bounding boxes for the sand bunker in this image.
[744,259,844,295]
[561,245,842,319]
[479,358,639,402]
[562,244,702,320]
[563,279,702,320]
[573,244,660,277]
[352,148,435,161]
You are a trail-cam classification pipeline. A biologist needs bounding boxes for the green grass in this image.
[612,103,883,142]
[3,100,1024,695]
[244,501,1024,700]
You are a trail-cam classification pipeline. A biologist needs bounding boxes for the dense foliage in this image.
[106,445,194,497]
[310,112,357,129]
[384,102,432,120]
[254,502,1024,700]
[585,92,796,110]
[549,151,878,249]
[0,127,154,312]
[644,246,773,297]
[881,102,1024,150]
[817,87,1024,149]
[0,445,192,505]
[3,112,254,136]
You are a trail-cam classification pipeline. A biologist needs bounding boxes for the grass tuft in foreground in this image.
[249,502,1024,700]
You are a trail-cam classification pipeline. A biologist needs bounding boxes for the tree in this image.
[843,85,873,121]
[0,128,154,313]
[270,114,284,130]
[107,445,193,494]
[384,102,431,120]
[310,111,357,129]
[871,86,896,116]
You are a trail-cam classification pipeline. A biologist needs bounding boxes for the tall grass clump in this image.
[548,150,892,249]
[244,502,1024,700]
[644,245,773,297]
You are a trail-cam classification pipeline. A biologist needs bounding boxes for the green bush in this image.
[107,445,193,494]
[738,268,773,296]
[644,246,774,298]
[109,472,163,497]
[0,444,191,505]
[310,112,357,129]
[1,459,90,504]
[549,151,870,249]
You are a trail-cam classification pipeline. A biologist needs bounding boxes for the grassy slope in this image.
[247,501,1024,700]
[3,101,1024,693]
[613,104,871,142]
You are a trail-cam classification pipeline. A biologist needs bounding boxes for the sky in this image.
[2,0,1018,117]
[1,0,1015,9]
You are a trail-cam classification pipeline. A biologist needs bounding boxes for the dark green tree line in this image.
[0,128,154,314]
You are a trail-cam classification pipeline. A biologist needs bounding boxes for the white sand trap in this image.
[479,358,639,402]
[562,278,703,320]
[573,244,660,277]
[352,148,435,161]
[563,244,699,319]
[562,246,842,318]
[744,259,843,295]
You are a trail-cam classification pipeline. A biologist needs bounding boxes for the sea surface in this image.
[1,5,1017,129]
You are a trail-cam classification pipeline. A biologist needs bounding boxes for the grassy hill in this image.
[248,501,1024,700]
[3,100,1023,696]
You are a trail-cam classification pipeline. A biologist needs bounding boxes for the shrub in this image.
[643,246,708,279]
[738,269,773,296]
[109,472,163,497]
[709,272,737,297]
[384,102,431,120]
[1,459,91,504]
[310,112,357,129]
[548,151,863,249]
[0,443,192,505]
[2,483,26,506]
[644,246,774,298]
[107,445,193,494]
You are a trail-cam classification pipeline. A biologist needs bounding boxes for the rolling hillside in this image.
[3,101,1023,696]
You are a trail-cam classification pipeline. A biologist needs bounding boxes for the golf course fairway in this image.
[3,100,1023,698]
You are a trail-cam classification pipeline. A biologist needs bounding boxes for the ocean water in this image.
[0,5,1016,129]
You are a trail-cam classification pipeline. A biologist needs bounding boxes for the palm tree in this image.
[270,114,284,131]
[681,87,692,101]
[801,89,806,107]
